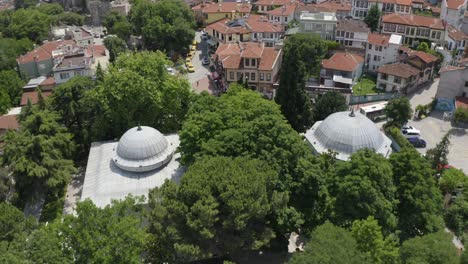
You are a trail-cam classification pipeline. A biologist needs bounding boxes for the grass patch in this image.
[353,76,378,95]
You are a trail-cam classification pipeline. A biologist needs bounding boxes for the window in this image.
[384,23,396,32]
[394,77,401,84]
[251,72,255,81]
[374,55,378,61]
[59,72,70,80]
[260,73,264,81]
[251,59,256,67]
[230,71,234,80]
[237,72,241,80]
[369,44,372,49]
[245,59,250,66]
[266,73,271,81]
[465,81,468,87]
[381,73,388,80]
[378,46,382,52]
[228,35,232,41]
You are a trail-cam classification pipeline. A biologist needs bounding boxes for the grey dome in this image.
[304,111,392,160]
[113,126,174,172]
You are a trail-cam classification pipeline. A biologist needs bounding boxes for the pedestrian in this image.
[197,81,199,86]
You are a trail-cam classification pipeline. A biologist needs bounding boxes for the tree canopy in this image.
[384,97,413,128]
[275,34,329,132]
[103,36,127,62]
[364,4,381,32]
[425,132,451,170]
[400,231,459,264]
[0,37,33,71]
[0,70,25,113]
[313,91,348,121]
[288,222,368,264]
[147,156,285,262]
[6,8,49,43]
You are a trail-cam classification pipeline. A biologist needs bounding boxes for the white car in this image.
[401,124,418,131]
[202,57,210,65]
[401,125,421,138]
[166,67,176,75]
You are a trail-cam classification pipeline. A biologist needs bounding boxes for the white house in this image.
[299,12,337,40]
[436,65,468,99]
[365,33,402,72]
[440,0,467,29]
[266,3,297,30]
[335,17,369,48]
[320,52,364,88]
[351,0,412,19]
[446,24,468,61]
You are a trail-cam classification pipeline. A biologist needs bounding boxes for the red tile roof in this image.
[378,63,420,78]
[41,77,56,86]
[86,44,107,58]
[316,0,352,11]
[446,0,466,10]
[382,13,445,30]
[20,91,52,106]
[192,2,252,13]
[321,52,364,72]
[255,0,297,6]
[246,14,284,33]
[447,24,468,41]
[17,40,75,64]
[206,18,251,34]
[409,50,438,63]
[0,115,19,131]
[455,96,468,109]
[215,42,281,70]
[266,3,297,16]
[368,33,391,46]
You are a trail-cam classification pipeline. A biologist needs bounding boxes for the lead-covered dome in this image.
[113,126,174,172]
[305,111,392,160]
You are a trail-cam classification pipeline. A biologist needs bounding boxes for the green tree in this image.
[7,9,49,43]
[103,35,127,62]
[389,147,443,240]
[400,231,459,264]
[147,156,285,262]
[55,12,85,26]
[0,203,36,242]
[48,76,96,155]
[439,168,467,195]
[417,42,430,52]
[36,3,63,15]
[275,34,329,132]
[426,132,451,170]
[0,70,24,107]
[0,88,10,114]
[313,91,348,121]
[329,149,398,234]
[129,0,195,53]
[2,110,77,200]
[104,11,132,40]
[288,222,368,264]
[0,37,33,71]
[384,97,413,127]
[365,4,381,32]
[351,216,400,264]
[14,0,37,9]
[95,62,104,83]
[0,168,13,202]
[444,194,468,237]
[461,243,468,264]
[178,88,330,233]
[91,51,192,139]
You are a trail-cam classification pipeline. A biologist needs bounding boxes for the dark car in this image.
[407,137,426,148]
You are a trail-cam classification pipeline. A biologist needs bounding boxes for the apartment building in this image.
[266,3,297,30]
[352,0,411,19]
[205,15,284,47]
[365,33,402,72]
[254,0,298,13]
[381,13,446,47]
[440,0,467,29]
[320,52,364,88]
[299,12,337,40]
[436,65,468,100]
[214,42,282,98]
[446,24,468,60]
[335,18,369,48]
[376,63,420,93]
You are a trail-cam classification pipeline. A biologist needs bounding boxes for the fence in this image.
[349,93,400,105]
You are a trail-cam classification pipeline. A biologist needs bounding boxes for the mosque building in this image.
[304,110,392,161]
[81,126,183,207]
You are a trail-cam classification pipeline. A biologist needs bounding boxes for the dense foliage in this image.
[364,4,381,32]
[313,91,348,121]
[384,97,413,127]
[103,36,127,62]
[147,157,285,262]
[400,231,459,264]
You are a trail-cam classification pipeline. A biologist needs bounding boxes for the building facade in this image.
[436,66,468,99]
[365,34,402,72]
[376,63,419,93]
[440,0,467,29]
[352,0,412,19]
[335,18,369,48]
[299,12,337,40]
[320,52,364,88]
[192,2,252,25]
[446,24,468,61]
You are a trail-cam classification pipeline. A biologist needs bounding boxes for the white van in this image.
[401,128,421,138]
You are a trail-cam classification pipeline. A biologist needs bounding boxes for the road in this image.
[186,31,212,92]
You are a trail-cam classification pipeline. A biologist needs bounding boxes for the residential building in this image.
[67,27,94,47]
[436,65,468,100]
[298,12,337,40]
[411,0,424,10]
[266,3,297,30]
[440,0,467,29]
[320,52,364,88]
[335,18,369,48]
[0,107,20,136]
[214,42,282,98]
[381,13,446,47]
[110,0,131,16]
[295,1,352,19]
[376,63,419,93]
[352,0,412,19]
[16,40,77,79]
[53,52,93,84]
[446,24,468,61]
[400,48,438,84]
[205,15,284,47]
[365,33,402,72]
[192,2,252,25]
[254,0,298,13]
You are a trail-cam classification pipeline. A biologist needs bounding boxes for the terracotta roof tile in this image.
[246,14,284,33]
[368,33,391,46]
[41,77,56,86]
[455,96,468,109]
[337,18,369,33]
[255,0,297,6]
[266,3,297,16]
[193,2,252,13]
[0,115,19,130]
[206,15,283,35]
[316,0,352,11]
[17,40,75,64]
[321,52,364,72]
[409,50,438,63]
[447,24,468,41]
[86,44,107,58]
[215,42,281,70]
[20,91,52,106]
[446,0,466,10]
[382,13,445,30]
[258,48,280,70]
[378,63,420,78]
[206,18,251,34]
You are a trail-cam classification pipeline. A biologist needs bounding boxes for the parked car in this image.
[401,125,421,138]
[185,56,192,63]
[187,65,195,73]
[190,45,196,51]
[407,137,426,148]
[202,57,210,65]
[402,124,419,132]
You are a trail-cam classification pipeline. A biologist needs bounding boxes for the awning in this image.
[333,75,353,85]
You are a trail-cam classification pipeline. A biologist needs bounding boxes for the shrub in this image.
[454,108,468,124]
